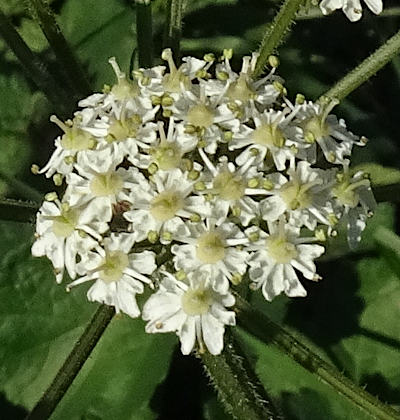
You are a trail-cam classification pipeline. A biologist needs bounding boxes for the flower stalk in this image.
[25,305,115,420]
[0,9,72,116]
[254,0,305,78]
[164,0,186,60]
[26,0,92,98]
[199,332,282,420]
[136,1,154,67]
[322,29,400,102]
[235,295,400,420]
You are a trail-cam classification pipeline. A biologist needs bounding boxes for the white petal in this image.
[201,313,225,355]
[179,317,196,355]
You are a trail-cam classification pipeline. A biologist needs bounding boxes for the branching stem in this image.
[0,9,72,115]
[235,295,400,420]
[254,0,304,77]
[27,0,92,98]
[164,0,186,60]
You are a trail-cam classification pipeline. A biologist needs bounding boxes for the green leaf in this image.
[0,222,176,419]
[52,318,176,420]
[330,256,400,405]
[59,0,136,90]
[0,72,41,196]
[236,330,371,420]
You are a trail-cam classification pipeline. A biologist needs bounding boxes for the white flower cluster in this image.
[32,49,375,355]
[319,0,383,22]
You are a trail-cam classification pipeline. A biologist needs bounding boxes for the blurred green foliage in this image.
[0,0,400,419]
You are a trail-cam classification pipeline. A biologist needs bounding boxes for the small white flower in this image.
[247,220,325,301]
[294,100,363,165]
[215,52,280,115]
[32,199,109,283]
[320,0,383,22]
[142,271,236,355]
[198,150,261,226]
[172,217,249,291]
[64,148,145,219]
[123,168,209,243]
[129,119,197,170]
[230,107,300,171]
[171,83,238,154]
[39,111,104,177]
[260,161,334,230]
[331,169,376,248]
[67,233,156,318]
[98,107,158,162]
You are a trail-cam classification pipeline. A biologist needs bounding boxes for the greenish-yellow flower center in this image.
[187,104,215,128]
[99,251,129,283]
[111,79,139,100]
[150,190,184,221]
[52,208,79,238]
[60,126,95,151]
[181,286,213,315]
[332,179,369,208]
[90,173,123,197]
[196,232,226,264]
[302,116,330,142]
[226,74,255,103]
[213,171,245,201]
[107,115,142,142]
[151,142,182,170]
[266,235,298,264]
[279,181,313,210]
[252,123,285,148]
[162,70,190,93]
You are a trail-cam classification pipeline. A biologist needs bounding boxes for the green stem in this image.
[26,0,92,98]
[322,29,400,102]
[0,9,72,116]
[254,0,304,78]
[164,0,186,60]
[0,198,39,223]
[25,305,115,420]
[235,295,400,420]
[0,170,42,202]
[136,1,153,68]
[199,332,282,420]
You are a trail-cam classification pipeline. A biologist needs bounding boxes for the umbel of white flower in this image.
[32,48,376,356]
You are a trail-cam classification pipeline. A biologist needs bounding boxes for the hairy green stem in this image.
[136,1,153,67]
[235,295,400,420]
[0,198,39,223]
[25,305,115,420]
[254,0,304,78]
[26,0,92,98]
[199,332,282,420]
[0,9,72,115]
[322,29,400,102]
[164,0,186,60]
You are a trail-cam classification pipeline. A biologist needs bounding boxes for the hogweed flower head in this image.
[32,49,375,355]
